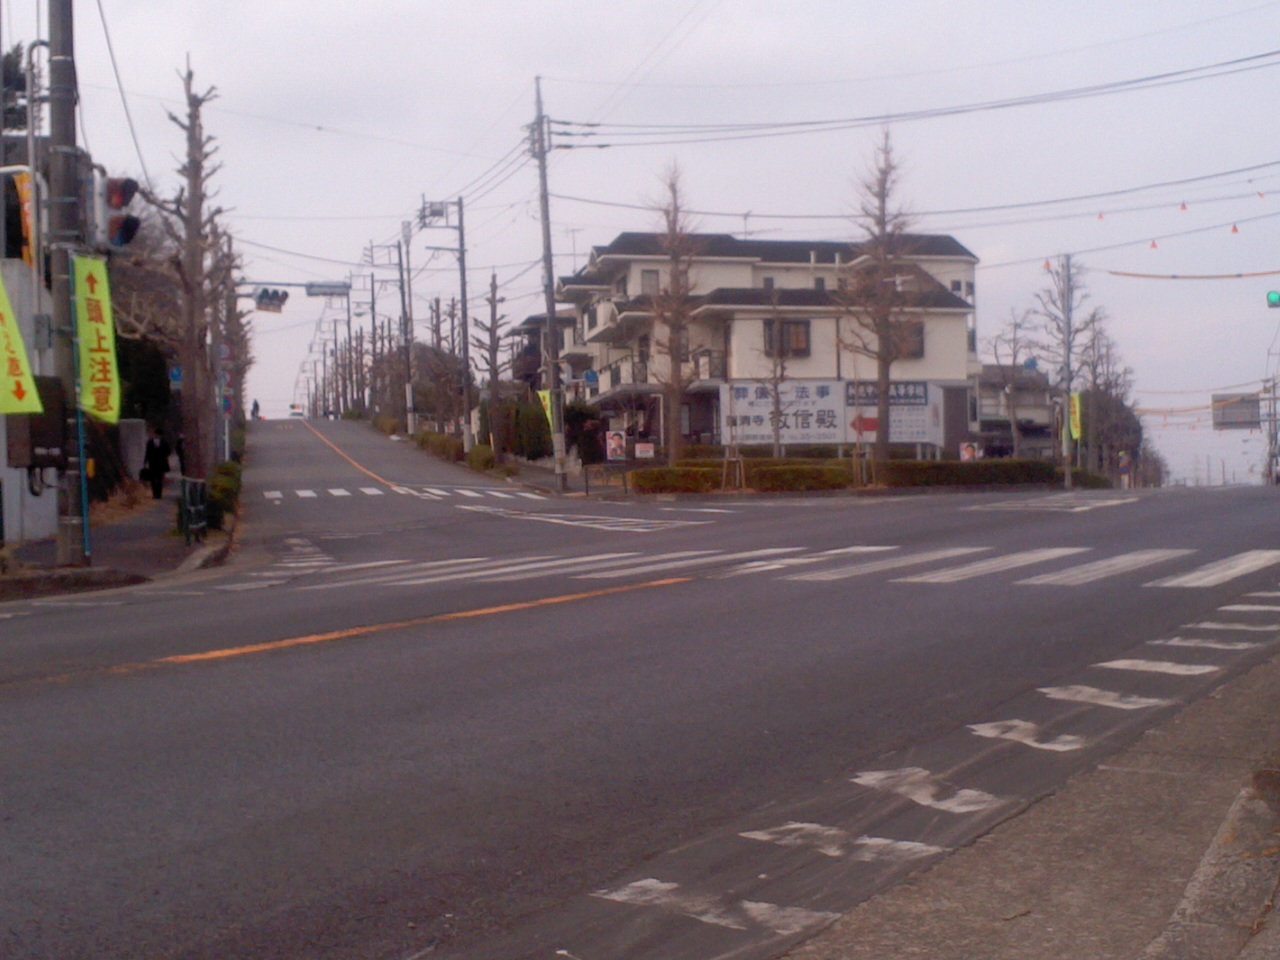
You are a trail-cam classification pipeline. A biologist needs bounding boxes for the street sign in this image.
[583,369,600,386]
[305,282,351,298]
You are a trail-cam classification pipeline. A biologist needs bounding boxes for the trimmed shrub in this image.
[630,466,720,494]
[206,460,243,531]
[418,431,465,462]
[880,458,1059,487]
[468,443,496,472]
[373,414,400,436]
[752,465,852,492]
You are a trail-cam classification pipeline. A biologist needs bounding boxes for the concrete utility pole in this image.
[456,198,473,453]
[1059,253,1074,491]
[533,77,567,491]
[401,221,417,434]
[48,0,87,565]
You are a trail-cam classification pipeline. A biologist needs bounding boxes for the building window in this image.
[814,276,826,292]
[763,318,811,358]
[587,305,598,330]
[641,269,660,297]
[965,281,975,299]
[762,277,775,291]
[897,320,925,359]
[951,280,963,294]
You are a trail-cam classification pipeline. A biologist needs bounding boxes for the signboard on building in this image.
[1212,393,1261,430]
[845,381,944,446]
[720,381,843,446]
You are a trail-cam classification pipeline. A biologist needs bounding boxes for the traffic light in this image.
[100,176,140,247]
[1268,291,1280,308]
[255,288,289,313]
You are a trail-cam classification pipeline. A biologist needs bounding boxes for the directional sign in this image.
[0,269,41,414]
[304,282,351,298]
[73,255,121,423]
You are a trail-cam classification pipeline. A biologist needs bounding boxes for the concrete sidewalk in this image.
[0,485,229,602]
[784,652,1280,960]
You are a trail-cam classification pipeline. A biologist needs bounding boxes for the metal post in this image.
[1059,254,1073,491]
[457,198,473,453]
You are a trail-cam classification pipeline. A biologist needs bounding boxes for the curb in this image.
[1140,780,1280,959]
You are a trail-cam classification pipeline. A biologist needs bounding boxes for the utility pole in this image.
[418,199,473,451]
[533,76,567,491]
[1059,253,1074,491]
[401,221,417,434]
[49,0,87,564]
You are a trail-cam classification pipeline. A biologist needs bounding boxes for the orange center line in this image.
[301,419,394,487]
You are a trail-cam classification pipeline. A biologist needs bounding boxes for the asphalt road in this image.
[3,419,1279,960]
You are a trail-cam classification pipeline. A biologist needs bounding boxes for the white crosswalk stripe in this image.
[1018,548,1194,586]
[787,546,985,582]
[261,485,545,501]
[578,547,803,580]
[1146,549,1280,588]
[895,548,1090,584]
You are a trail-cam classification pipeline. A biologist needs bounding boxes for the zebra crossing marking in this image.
[261,485,543,502]
[1146,549,1280,588]
[788,546,984,582]
[1095,658,1219,676]
[967,719,1086,752]
[739,822,947,861]
[1038,685,1173,710]
[895,547,1090,584]
[1018,548,1194,586]
[851,767,1006,813]
[579,547,801,580]
[1151,636,1261,651]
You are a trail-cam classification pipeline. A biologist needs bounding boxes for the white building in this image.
[554,231,980,455]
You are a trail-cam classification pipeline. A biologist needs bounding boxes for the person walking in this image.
[142,427,172,499]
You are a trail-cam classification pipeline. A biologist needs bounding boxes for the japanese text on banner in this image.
[0,269,42,414]
[74,255,120,423]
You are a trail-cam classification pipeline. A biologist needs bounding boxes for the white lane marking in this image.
[360,487,384,496]
[263,490,283,500]
[1246,591,1280,597]
[486,490,514,499]
[297,556,495,590]
[1151,636,1261,651]
[383,555,574,586]
[1182,621,1280,632]
[328,488,352,497]
[473,552,644,582]
[579,547,802,579]
[320,560,411,574]
[216,580,286,591]
[295,489,318,498]
[515,491,545,499]
[391,486,414,495]
[718,545,897,577]
[967,719,1086,752]
[455,489,484,498]
[31,599,126,607]
[1095,658,1219,676]
[1038,685,1173,710]
[896,548,1090,584]
[1219,603,1280,612]
[788,546,985,582]
[660,507,737,514]
[423,488,447,496]
[1147,550,1280,588]
[851,767,1006,813]
[1017,549,1195,586]
[591,880,839,936]
[740,822,947,861]
[0,611,34,618]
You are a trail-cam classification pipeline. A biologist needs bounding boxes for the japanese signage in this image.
[0,269,42,414]
[1069,392,1082,441]
[720,381,843,445]
[845,380,944,446]
[73,255,121,423]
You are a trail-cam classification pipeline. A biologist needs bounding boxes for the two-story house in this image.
[553,231,980,455]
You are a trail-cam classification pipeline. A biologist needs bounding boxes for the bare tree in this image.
[650,165,699,466]
[472,272,511,457]
[141,64,223,478]
[1034,255,1101,480]
[986,308,1035,457]
[835,131,921,464]
[760,292,796,458]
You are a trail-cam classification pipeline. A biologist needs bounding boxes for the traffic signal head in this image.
[255,288,289,312]
[95,175,141,248]
[1268,291,1280,308]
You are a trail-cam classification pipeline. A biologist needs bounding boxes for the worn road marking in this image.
[1219,603,1280,612]
[1151,636,1261,651]
[1182,621,1280,632]
[295,489,317,498]
[1147,550,1280,588]
[968,719,1086,752]
[788,546,985,582]
[263,490,283,500]
[1017,549,1194,586]
[591,879,839,936]
[718,545,897,577]
[1038,685,1173,710]
[1095,658,1219,676]
[580,547,802,579]
[896,548,1090,584]
[851,767,1006,813]
[740,822,947,861]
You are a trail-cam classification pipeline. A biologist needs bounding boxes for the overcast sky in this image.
[12,0,1280,483]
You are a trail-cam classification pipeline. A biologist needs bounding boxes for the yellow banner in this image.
[0,269,41,414]
[537,389,553,428]
[14,173,34,266]
[1069,392,1082,441]
[74,256,121,423]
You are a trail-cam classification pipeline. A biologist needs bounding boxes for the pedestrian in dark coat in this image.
[143,428,172,499]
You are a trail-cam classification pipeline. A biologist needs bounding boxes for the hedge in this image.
[468,443,496,473]
[879,458,1061,487]
[751,465,853,492]
[206,460,243,531]
[630,466,721,494]
[418,430,464,462]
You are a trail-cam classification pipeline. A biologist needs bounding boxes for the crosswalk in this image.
[260,485,545,502]
[234,542,1280,594]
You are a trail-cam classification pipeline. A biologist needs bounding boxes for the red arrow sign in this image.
[85,273,99,294]
[12,381,25,401]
